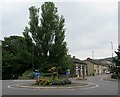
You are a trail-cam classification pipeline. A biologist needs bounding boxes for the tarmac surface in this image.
[2,74,119,95]
[8,80,97,90]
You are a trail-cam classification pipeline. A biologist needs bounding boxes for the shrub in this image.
[51,78,62,85]
[48,66,59,79]
[41,73,51,77]
[111,74,119,79]
[64,79,72,84]
[20,70,34,79]
[51,78,72,85]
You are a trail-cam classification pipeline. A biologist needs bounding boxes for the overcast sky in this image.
[0,0,119,60]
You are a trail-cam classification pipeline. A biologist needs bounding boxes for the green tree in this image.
[112,45,120,78]
[40,2,70,73]
[23,2,71,73]
[2,36,32,79]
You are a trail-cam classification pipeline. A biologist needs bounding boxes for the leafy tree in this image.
[112,45,120,78]
[23,2,71,73]
[2,36,32,79]
[0,41,2,70]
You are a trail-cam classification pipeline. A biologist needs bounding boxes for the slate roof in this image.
[84,58,112,66]
[71,57,87,65]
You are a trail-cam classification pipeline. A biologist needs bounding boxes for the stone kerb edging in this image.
[15,82,96,89]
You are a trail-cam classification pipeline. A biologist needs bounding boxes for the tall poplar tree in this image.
[23,2,71,73]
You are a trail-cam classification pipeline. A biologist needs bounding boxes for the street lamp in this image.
[109,42,114,77]
[92,50,94,59]
[29,32,35,70]
[110,42,113,58]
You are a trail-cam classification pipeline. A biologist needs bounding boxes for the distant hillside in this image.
[98,57,116,62]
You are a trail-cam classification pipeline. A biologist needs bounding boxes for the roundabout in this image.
[3,74,118,95]
[8,81,98,90]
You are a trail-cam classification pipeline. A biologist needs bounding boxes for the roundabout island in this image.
[8,79,98,90]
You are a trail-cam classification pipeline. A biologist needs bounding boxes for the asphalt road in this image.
[2,74,119,95]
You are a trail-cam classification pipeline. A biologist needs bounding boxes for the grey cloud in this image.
[2,2,42,39]
[1,2,118,59]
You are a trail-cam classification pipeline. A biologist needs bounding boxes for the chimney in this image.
[87,57,92,61]
[73,56,75,59]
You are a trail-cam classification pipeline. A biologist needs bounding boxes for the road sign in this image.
[34,70,40,77]
[66,69,70,75]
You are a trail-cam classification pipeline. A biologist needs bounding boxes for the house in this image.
[91,60,110,74]
[100,60,112,73]
[71,56,87,78]
[84,58,110,75]
[84,58,94,76]
[71,56,111,78]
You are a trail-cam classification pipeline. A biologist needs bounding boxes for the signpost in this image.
[34,70,40,81]
[76,66,80,79]
[66,69,70,79]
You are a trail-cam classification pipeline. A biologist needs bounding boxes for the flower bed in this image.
[35,77,72,86]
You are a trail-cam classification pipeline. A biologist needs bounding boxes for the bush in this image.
[20,70,34,79]
[111,74,120,79]
[51,78,64,85]
[64,79,72,84]
[111,74,117,79]
[41,73,51,77]
[51,78,72,85]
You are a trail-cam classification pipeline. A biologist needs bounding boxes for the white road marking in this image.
[8,84,18,89]
[76,83,90,87]
[8,84,76,91]
[82,84,99,89]
[7,82,99,90]
[13,80,35,81]
[8,84,40,90]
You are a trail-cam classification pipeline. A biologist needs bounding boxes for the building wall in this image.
[75,64,78,75]
[84,59,110,76]
[84,61,94,76]
[94,65,108,74]
[94,65,100,74]
[70,63,77,76]
[99,65,102,74]
[94,65,109,74]
[101,66,109,73]
[73,63,87,78]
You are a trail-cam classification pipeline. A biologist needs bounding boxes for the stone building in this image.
[71,56,87,78]
[84,58,110,75]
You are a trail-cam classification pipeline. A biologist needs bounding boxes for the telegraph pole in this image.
[109,42,113,76]
[92,50,94,59]
[111,42,113,58]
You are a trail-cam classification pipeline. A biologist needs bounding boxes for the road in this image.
[2,74,119,95]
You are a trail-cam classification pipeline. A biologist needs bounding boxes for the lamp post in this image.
[109,42,113,77]
[29,32,34,70]
[111,42,113,58]
[92,50,94,59]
